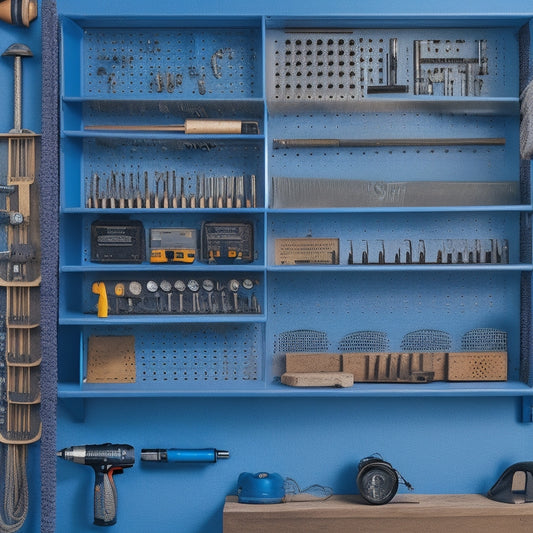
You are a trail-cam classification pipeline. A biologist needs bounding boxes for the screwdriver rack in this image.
[57,15,533,408]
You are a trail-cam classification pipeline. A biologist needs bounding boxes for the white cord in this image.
[520,77,533,160]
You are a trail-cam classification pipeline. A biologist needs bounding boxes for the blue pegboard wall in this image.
[48,2,533,533]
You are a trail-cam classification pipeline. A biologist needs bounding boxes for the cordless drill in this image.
[57,443,135,526]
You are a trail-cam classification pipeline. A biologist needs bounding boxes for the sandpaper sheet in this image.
[87,335,136,383]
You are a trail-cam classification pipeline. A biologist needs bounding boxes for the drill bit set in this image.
[91,277,262,316]
[347,238,509,265]
[85,172,257,210]
[267,29,499,104]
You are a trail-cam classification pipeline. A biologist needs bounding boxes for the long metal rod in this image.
[273,137,506,148]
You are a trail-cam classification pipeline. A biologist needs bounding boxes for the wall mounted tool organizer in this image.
[57,16,533,412]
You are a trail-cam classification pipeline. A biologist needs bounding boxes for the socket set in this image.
[347,238,509,265]
[200,222,254,264]
[267,29,505,104]
[91,219,146,263]
[414,38,488,96]
[85,172,257,210]
[91,277,262,315]
[89,220,256,265]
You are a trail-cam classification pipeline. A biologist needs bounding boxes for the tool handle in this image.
[93,467,121,526]
[91,282,108,318]
[183,119,259,134]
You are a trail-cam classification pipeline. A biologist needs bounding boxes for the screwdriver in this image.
[141,448,230,463]
[86,119,259,134]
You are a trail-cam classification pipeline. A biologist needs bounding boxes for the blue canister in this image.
[237,472,285,504]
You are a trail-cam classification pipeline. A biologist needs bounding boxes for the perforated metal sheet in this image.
[461,327,508,351]
[267,28,514,106]
[338,331,390,352]
[274,329,329,354]
[401,329,452,352]
[82,28,261,98]
[85,323,263,384]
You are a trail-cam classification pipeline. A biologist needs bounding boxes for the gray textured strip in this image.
[39,1,59,531]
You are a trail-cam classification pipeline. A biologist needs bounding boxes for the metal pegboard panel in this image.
[461,327,507,351]
[266,270,522,376]
[266,27,516,109]
[267,212,520,266]
[338,330,390,352]
[84,323,263,384]
[82,27,261,98]
[400,329,452,351]
[267,112,517,183]
[72,137,263,209]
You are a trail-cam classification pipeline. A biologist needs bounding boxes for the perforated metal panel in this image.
[82,28,261,98]
[400,329,452,351]
[461,327,508,351]
[274,329,329,354]
[267,28,514,106]
[338,331,390,352]
[84,323,263,384]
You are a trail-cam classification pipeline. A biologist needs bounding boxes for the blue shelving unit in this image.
[46,2,533,532]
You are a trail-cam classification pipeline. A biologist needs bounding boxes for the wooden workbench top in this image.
[223,494,533,532]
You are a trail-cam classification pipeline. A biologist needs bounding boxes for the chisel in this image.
[86,119,259,134]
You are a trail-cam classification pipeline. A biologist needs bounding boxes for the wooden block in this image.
[223,494,533,533]
[281,372,354,388]
[447,351,507,381]
[285,352,341,373]
[342,352,373,381]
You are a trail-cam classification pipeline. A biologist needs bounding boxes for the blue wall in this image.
[6,0,531,531]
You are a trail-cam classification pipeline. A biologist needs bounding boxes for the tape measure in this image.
[356,455,413,505]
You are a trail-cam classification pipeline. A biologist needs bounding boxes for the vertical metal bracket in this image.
[59,398,86,423]
[522,397,533,423]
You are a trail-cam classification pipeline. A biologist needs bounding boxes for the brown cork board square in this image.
[86,335,136,383]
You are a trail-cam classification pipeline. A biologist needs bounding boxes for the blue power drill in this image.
[57,443,135,526]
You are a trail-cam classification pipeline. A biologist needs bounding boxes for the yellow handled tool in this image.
[91,282,108,318]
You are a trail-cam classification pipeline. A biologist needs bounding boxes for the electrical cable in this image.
[0,444,28,532]
[283,477,333,502]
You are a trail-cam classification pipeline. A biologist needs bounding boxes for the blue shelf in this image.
[267,205,530,214]
[58,313,267,325]
[267,264,533,272]
[57,380,533,399]
[61,264,266,273]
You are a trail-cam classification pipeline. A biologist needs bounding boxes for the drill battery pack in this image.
[200,222,254,264]
[91,220,145,263]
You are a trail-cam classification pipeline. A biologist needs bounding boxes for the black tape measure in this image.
[356,455,413,505]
